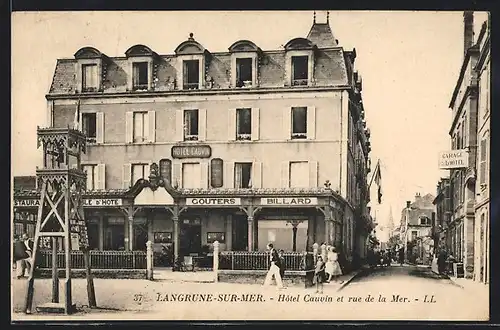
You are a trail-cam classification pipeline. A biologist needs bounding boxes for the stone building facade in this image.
[13,16,374,266]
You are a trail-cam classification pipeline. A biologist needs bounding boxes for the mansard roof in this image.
[228,40,261,53]
[306,22,338,48]
[74,46,103,59]
[125,44,155,57]
[284,37,317,51]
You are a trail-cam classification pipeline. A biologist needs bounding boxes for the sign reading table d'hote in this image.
[172,145,211,159]
[186,197,241,206]
[14,198,123,208]
[260,197,318,206]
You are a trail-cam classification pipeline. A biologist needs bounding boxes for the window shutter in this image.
[252,161,263,188]
[175,110,184,142]
[148,110,156,142]
[96,112,105,144]
[210,158,224,188]
[172,162,182,188]
[309,161,318,187]
[122,164,132,189]
[307,106,316,139]
[224,161,235,188]
[283,107,291,140]
[125,112,134,143]
[281,161,290,188]
[228,108,236,141]
[96,164,106,190]
[198,108,207,141]
[251,108,260,141]
[200,162,209,189]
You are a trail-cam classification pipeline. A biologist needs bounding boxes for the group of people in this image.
[263,243,343,294]
[13,233,34,279]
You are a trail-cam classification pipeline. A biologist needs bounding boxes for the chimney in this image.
[463,11,474,56]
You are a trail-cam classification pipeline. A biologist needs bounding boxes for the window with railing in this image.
[184,109,199,141]
[82,64,98,92]
[82,113,97,143]
[132,62,149,91]
[291,56,308,86]
[291,107,307,139]
[236,108,251,140]
[183,60,199,90]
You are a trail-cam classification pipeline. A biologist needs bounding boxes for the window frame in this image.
[183,109,199,141]
[236,108,252,141]
[291,106,308,139]
[81,112,97,143]
[132,62,149,91]
[291,55,309,86]
[133,111,148,143]
[234,162,253,189]
[183,59,200,90]
[289,161,309,188]
[82,164,98,190]
[131,163,149,184]
[81,63,99,92]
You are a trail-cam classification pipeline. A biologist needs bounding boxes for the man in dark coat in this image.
[398,247,405,266]
[14,234,33,279]
[263,243,283,288]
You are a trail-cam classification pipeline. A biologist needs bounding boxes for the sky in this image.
[11,11,488,236]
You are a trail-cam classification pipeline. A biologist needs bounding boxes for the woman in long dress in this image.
[325,245,334,282]
[328,246,343,282]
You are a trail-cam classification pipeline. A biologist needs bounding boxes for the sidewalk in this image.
[448,276,489,296]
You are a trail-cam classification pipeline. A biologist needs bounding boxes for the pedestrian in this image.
[326,246,343,282]
[13,233,33,279]
[263,243,283,289]
[278,249,286,284]
[398,247,405,266]
[313,256,326,294]
[437,248,446,274]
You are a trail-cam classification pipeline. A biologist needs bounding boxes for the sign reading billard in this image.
[186,198,241,206]
[438,149,469,169]
[260,197,318,206]
[172,145,211,159]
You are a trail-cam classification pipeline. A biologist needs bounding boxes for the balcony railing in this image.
[292,79,308,86]
[236,133,251,141]
[291,132,307,139]
[183,82,199,90]
[132,84,148,91]
[184,134,199,141]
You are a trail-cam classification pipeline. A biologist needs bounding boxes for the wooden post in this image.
[213,241,219,283]
[247,216,254,252]
[51,237,59,303]
[146,241,153,280]
[64,189,73,314]
[83,249,97,308]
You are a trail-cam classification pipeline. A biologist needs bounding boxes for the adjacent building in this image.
[13,15,374,266]
[473,16,490,284]
[433,178,452,251]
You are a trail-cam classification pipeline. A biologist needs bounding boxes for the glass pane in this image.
[292,107,307,134]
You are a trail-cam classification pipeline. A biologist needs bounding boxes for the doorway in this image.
[179,219,202,256]
[232,215,248,251]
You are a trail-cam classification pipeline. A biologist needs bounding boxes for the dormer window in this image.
[125,44,156,92]
[291,56,309,86]
[133,62,149,91]
[284,38,317,87]
[236,58,253,87]
[74,47,106,93]
[183,60,200,90]
[228,40,261,88]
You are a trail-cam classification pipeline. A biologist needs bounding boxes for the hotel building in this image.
[13,15,374,266]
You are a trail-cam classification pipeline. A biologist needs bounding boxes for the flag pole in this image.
[368,159,380,190]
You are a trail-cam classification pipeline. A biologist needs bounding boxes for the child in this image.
[314,256,326,294]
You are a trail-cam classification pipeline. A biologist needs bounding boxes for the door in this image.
[232,215,248,251]
[179,219,202,256]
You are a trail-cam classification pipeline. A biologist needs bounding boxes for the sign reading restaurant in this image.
[438,149,469,169]
[260,197,318,206]
[172,145,211,159]
[14,198,123,208]
[186,198,241,206]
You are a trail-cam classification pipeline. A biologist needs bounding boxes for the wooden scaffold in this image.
[24,127,96,314]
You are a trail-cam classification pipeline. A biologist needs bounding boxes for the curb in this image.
[337,267,370,292]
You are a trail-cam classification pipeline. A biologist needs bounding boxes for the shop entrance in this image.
[232,215,248,251]
[179,219,202,256]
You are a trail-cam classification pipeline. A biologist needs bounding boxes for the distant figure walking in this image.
[263,243,284,289]
[398,247,405,266]
[13,233,33,279]
[278,249,286,285]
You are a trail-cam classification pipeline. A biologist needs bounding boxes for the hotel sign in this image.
[186,197,241,206]
[172,145,211,159]
[260,197,318,206]
[14,198,123,208]
[439,149,469,169]
[82,199,123,207]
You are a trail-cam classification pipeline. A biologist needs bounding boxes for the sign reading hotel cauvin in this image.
[172,145,211,159]
[438,149,469,169]
[14,198,123,208]
[186,198,241,206]
[260,197,318,206]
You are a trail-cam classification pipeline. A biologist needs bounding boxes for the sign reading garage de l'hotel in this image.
[172,145,211,159]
